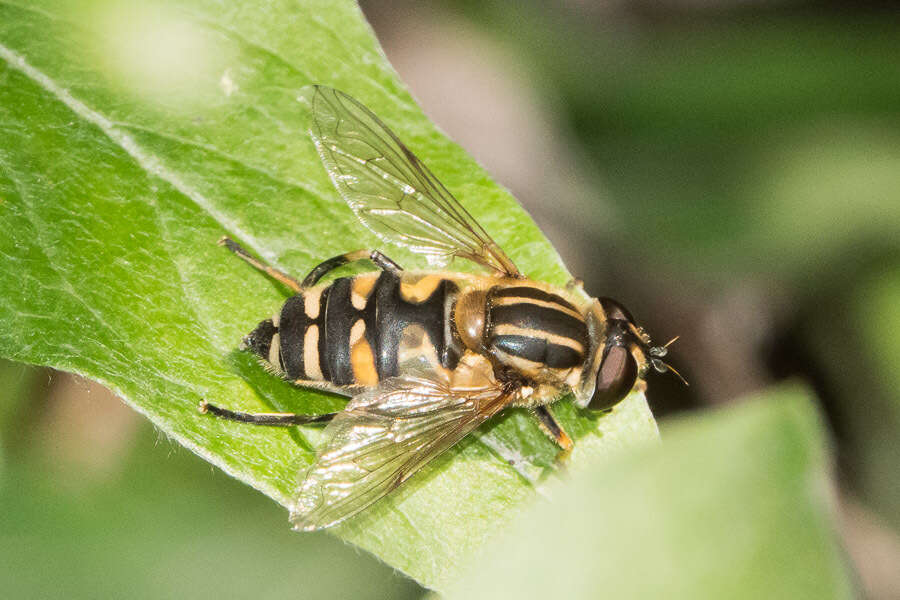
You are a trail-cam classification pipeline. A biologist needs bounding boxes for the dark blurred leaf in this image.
[448,384,855,600]
[808,266,900,531]
[447,5,900,281]
[0,360,44,440]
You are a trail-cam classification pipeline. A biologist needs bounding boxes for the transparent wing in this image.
[290,371,514,530]
[308,85,521,276]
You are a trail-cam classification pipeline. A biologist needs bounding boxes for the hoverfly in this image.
[200,86,681,530]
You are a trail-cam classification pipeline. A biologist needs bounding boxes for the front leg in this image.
[533,405,574,466]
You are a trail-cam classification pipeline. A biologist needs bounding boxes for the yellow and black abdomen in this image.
[242,271,463,391]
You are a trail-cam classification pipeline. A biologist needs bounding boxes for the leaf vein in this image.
[0,42,282,267]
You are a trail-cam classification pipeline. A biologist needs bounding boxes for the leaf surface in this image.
[449,385,855,600]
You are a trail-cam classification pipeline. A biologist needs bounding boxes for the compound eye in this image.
[589,345,638,411]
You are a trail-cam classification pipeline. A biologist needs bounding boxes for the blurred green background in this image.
[2,0,899,598]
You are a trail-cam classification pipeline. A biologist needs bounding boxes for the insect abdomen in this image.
[245,271,463,389]
[485,285,588,374]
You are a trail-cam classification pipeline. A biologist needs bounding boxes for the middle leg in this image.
[533,405,574,465]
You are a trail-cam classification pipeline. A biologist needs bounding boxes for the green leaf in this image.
[448,384,855,600]
[851,267,900,528]
[1,426,422,600]
[0,0,657,588]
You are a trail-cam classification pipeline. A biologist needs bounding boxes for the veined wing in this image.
[290,371,515,530]
[308,85,521,277]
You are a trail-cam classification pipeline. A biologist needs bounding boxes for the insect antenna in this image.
[649,358,689,386]
[664,362,689,386]
[663,335,680,348]
[648,334,688,386]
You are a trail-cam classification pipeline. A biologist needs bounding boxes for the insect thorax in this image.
[478,284,589,387]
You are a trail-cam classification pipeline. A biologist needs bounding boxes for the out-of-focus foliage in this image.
[0,360,43,449]
[453,5,900,281]
[450,386,853,600]
[0,376,420,600]
[808,266,900,530]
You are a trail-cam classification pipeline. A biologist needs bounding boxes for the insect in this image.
[200,86,682,530]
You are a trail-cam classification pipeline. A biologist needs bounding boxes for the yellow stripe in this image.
[304,289,322,319]
[491,296,583,320]
[349,319,366,346]
[493,349,580,384]
[303,325,323,379]
[351,338,379,386]
[492,324,585,353]
[492,349,544,377]
[351,275,377,310]
[268,332,282,370]
[399,274,443,303]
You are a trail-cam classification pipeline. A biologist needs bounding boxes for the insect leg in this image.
[301,250,402,287]
[198,400,336,426]
[219,237,302,293]
[533,405,574,465]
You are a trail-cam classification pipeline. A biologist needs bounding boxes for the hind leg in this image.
[219,237,302,293]
[199,400,336,426]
